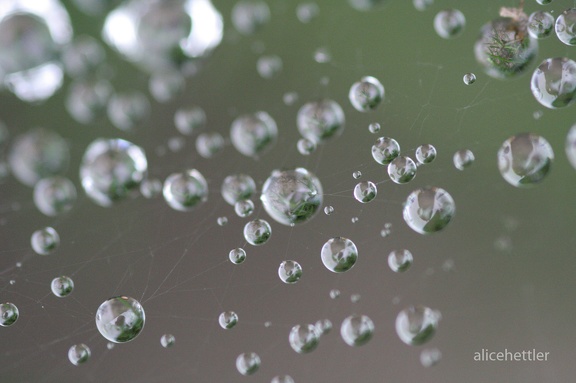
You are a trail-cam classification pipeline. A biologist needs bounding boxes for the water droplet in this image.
[420,348,442,367]
[9,280,15,286]
[388,156,417,184]
[31,227,60,255]
[353,181,377,203]
[264,321,272,328]
[278,260,303,284]
[296,2,319,23]
[243,219,272,246]
[33,176,77,216]
[162,169,208,211]
[380,222,393,237]
[149,70,185,103]
[368,122,381,134]
[463,72,476,85]
[413,0,434,12]
[0,303,19,327]
[351,217,359,223]
[313,46,331,63]
[261,168,323,226]
[403,187,455,234]
[51,276,74,297]
[474,17,538,79]
[222,175,256,208]
[289,324,320,353]
[530,57,576,109]
[340,314,374,346]
[140,178,163,199]
[229,248,246,265]
[348,76,385,112]
[15,262,22,269]
[236,352,261,375]
[527,11,554,39]
[271,375,295,383]
[536,0,552,4]
[555,8,576,45]
[219,311,239,329]
[533,110,544,120]
[234,199,255,218]
[453,149,475,170]
[8,128,69,187]
[352,170,362,179]
[95,296,145,343]
[62,35,105,78]
[395,305,440,345]
[297,99,345,143]
[68,344,91,366]
[371,137,400,165]
[283,91,299,106]
[314,319,332,335]
[415,144,437,164]
[566,124,576,170]
[350,294,361,303]
[348,0,387,11]
[160,334,175,348]
[324,206,334,215]
[174,106,206,136]
[230,111,278,158]
[107,91,150,131]
[257,55,282,79]
[217,216,228,226]
[80,138,148,207]
[321,237,358,273]
[66,78,113,124]
[106,342,115,350]
[388,249,413,272]
[297,137,317,156]
[232,0,270,35]
[329,289,340,299]
[433,9,465,39]
[497,133,554,187]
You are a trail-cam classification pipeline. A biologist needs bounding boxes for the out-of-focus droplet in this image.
[61,35,105,77]
[66,78,113,124]
[348,76,384,112]
[340,314,374,346]
[162,169,208,211]
[33,176,77,216]
[234,199,254,218]
[433,9,465,39]
[230,111,277,158]
[395,305,440,345]
[289,324,320,353]
[296,2,319,23]
[453,149,475,170]
[236,352,260,375]
[160,334,175,348]
[527,11,554,39]
[415,144,437,164]
[297,137,317,155]
[196,132,225,158]
[68,344,91,366]
[221,174,256,205]
[297,100,345,143]
[107,91,150,131]
[388,249,413,272]
[257,55,282,79]
[31,227,60,255]
[420,348,442,367]
[174,105,206,135]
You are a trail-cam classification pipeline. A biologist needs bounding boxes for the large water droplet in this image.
[415,144,437,164]
[231,0,270,35]
[230,111,277,158]
[388,156,417,184]
[527,11,554,39]
[162,169,208,211]
[278,260,303,284]
[321,237,358,273]
[68,344,91,366]
[433,9,465,39]
[51,276,74,297]
[453,149,475,170]
[33,176,77,216]
[221,174,256,205]
[388,249,413,272]
[31,227,60,255]
[340,314,374,346]
[95,296,145,343]
[236,352,261,375]
[243,219,272,246]
[555,8,576,45]
[530,57,576,109]
[219,311,239,329]
[403,187,455,234]
[371,137,400,165]
[348,76,384,112]
[288,324,320,353]
[0,302,19,327]
[395,305,440,345]
[297,99,345,144]
[353,181,377,203]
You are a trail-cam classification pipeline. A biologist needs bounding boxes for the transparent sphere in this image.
[315,319,333,335]
[288,324,320,353]
[566,124,576,170]
[348,76,385,112]
[219,311,239,329]
[217,216,228,226]
[160,334,175,348]
[388,249,413,272]
[95,296,145,343]
[297,138,317,156]
[162,169,208,211]
[195,132,225,158]
[352,170,362,179]
[463,72,476,85]
[296,2,319,23]
[403,187,455,234]
[297,99,345,144]
[221,174,256,205]
[0,302,19,327]
[321,237,358,273]
[230,111,277,158]
[234,199,254,218]
[103,0,223,73]
[536,0,552,4]
[371,137,400,165]
[324,206,334,215]
[33,176,77,216]
[415,144,437,164]
[149,70,185,103]
[340,314,374,346]
[474,17,538,79]
[433,9,465,39]
[368,122,381,134]
[231,0,270,35]
[107,91,150,131]
[68,344,91,366]
[66,78,113,124]
[31,227,60,255]
[80,138,147,207]
[0,0,71,101]
[353,181,377,203]
[8,128,69,187]
[413,0,434,11]
[174,105,206,135]
[530,57,576,109]
[243,219,272,246]
[51,276,74,297]
[140,178,163,199]
[229,248,247,264]
[395,305,440,345]
[555,8,576,45]
[453,149,475,170]
[257,55,282,79]
[260,168,323,226]
[527,11,554,39]
[388,156,417,184]
[271,375,295,383]
[348,0,387,11]
[61,35,105,78]
[497,133,554,187]
[236,352,261,375]
[278,260,303,284]
[420,348,442,367]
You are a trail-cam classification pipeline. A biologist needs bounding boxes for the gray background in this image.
[1,0,576,382]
